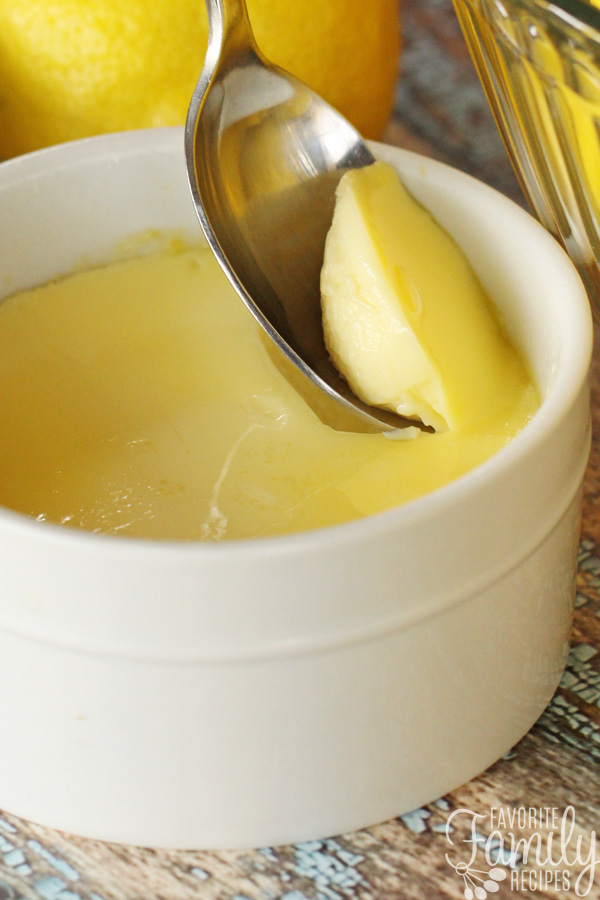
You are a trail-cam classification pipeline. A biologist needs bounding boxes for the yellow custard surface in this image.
[0,242,538,541]
[321,162,530,431]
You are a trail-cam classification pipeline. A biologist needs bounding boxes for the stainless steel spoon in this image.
[184,0,409,432]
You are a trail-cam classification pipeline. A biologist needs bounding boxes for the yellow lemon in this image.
[0,0,400,161]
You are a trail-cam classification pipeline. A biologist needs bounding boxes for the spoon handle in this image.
[205,0,258,59]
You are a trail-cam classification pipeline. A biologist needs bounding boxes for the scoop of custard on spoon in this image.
[183,0,421,433]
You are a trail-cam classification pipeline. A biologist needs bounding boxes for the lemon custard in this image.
[321,162,530,432]
[0,175,538,541]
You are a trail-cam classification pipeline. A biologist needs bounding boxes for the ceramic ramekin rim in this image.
[0,128,592,562]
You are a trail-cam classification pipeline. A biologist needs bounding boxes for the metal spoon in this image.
[184,0,409,432]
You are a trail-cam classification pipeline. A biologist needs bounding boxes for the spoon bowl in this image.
[184,0,408,432]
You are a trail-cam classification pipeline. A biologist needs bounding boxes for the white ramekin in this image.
[0,129,592,849]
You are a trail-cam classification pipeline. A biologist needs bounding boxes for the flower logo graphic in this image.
[448,860,507,899]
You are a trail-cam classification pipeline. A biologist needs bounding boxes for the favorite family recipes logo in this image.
[444,806,598,897]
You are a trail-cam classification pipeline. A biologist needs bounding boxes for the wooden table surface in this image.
[1,1,599,898]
